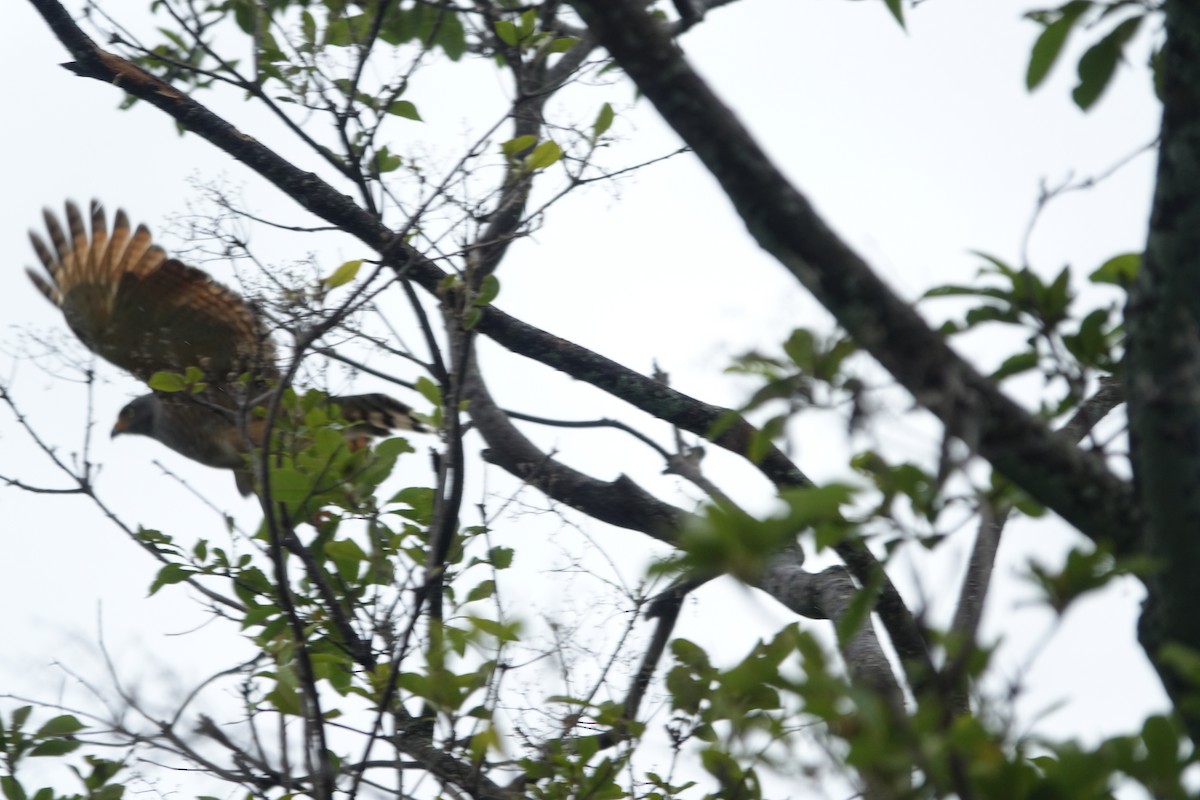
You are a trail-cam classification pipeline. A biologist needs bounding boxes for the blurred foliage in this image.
[659,624,1197,798]
[1025,0,1164,109]
[924,252,1129,417]
[699,1,1167,791]
[0,707,124,800]
[1024,543,1158,616]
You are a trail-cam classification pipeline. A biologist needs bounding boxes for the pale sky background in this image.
[0,0,1168,796]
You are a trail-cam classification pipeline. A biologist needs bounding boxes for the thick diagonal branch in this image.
[566,0,1138,555]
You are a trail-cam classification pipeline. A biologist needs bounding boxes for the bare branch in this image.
[943,374,1127,716]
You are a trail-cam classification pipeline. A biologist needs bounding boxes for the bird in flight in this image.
[28,200,422,495]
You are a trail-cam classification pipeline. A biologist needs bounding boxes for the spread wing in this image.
[28,201,277,390]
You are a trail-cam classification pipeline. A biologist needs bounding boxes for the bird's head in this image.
[112,394,159,439]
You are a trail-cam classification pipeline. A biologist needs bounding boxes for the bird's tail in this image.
[331,393,425,436]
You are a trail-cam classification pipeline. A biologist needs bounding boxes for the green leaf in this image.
[782,328,815,370]
[525,140,562,171]
[494,20,518,46]
[136,527,174,547]
[242,604,279,628]
[386,100,422,121]
[467,579,496,602]
[519,9,537,37]
[35,715,84,737]
[324,17,351,47]
[373,147,402,174]
[1026,1,1091,90]
[79,758,125,792]
[1141,714,1183,775]
[347,438,404,495]
[373,436,415,462]
[489,546,514,569]
[469,615,522,643]
[11,706,32,730]
[1073,15,1143,110]
[1025,545,1120,614]
[880,0,905,29]
[389,486,436,524]
[1089,252,1139,287]
[149,563,195,595]
[267,678,302,716]
[1062,308,1116,368]
[592,102,615,139]
[475,274,500,306]
[1042,264,1073,324]
[147,371,186,392]
[268,468,315,505]
[29,739,81,757]
[323,259,363,289]
[325,538,367,575]
[972,250,1020,277]
[852,451,940,519]
[501,135,537,158]
[1,776,27,800]
[700,749,745,786]
[964,305,1021,328]
[991,351,1039,381]
[433,10,468,60]
[414,376,442,407]
[668,484,855,580]
[923,284,1012,300]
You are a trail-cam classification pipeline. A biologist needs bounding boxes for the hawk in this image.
[28,200,422,495]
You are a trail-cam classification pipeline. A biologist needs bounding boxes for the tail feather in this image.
[332,393,425,435]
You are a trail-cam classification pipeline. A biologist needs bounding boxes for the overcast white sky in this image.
[0,0,1168,794]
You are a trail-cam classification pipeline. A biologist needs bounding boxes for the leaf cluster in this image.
[1025,0,1163,109]
[0,708,123,800]
[926,252,1129,417]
